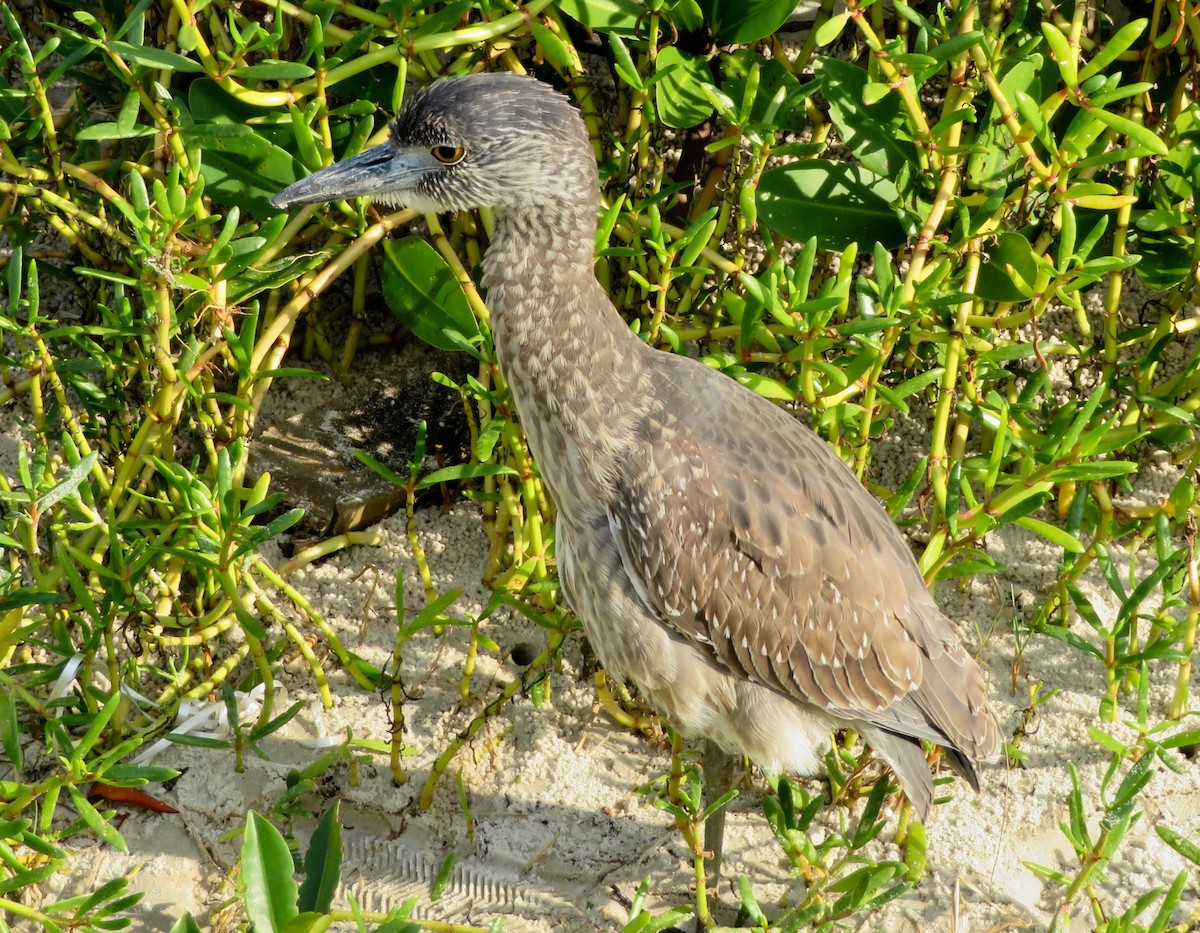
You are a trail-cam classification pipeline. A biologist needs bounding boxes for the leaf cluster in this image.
[0,0,1198,929]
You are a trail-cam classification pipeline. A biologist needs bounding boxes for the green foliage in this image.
[755,161,909,251]
[698,0,796,45]
[222,804,422,933]
[654,47,716,128]
[1026,677,1200,931]
[754,774,916,929]
[381,237,482,355]
[1,0,1198,929]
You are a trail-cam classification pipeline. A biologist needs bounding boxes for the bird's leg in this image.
[702,738,738,887]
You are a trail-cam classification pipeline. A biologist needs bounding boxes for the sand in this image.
[13,321,1197,933]
[1,113,1194,927]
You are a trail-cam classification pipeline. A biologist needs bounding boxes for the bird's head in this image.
[271,73,595,214]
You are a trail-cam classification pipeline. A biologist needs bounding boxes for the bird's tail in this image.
[857,724,986,820]
[856,726,936,820]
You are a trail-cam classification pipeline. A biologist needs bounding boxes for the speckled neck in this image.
[481,199,651,507]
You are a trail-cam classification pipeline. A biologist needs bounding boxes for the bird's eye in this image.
[431,145,465,164]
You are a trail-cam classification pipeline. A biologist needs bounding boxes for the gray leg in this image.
[702,739,738,885]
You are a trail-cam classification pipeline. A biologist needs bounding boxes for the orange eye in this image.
[431,145,465,164]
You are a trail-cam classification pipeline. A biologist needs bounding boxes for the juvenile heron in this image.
[273,73,999,859]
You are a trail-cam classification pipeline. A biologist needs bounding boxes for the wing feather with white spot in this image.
[606,362,998,761]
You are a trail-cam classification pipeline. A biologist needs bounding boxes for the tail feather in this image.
[857,722,986,818]
[942,744,981,792]
[856,725,935,819]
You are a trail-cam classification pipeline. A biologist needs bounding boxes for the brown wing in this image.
[607,361,997,761]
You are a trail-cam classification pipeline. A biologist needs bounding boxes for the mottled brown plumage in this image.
[273,73,1000,825]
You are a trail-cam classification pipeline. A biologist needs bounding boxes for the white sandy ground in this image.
[6,0,1193,925]
[8,333,1197,932]
[0,249,1195,931]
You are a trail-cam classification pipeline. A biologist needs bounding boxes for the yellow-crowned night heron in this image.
[272,72,999,861]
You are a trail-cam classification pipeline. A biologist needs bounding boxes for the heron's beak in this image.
[271,143,429,210]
